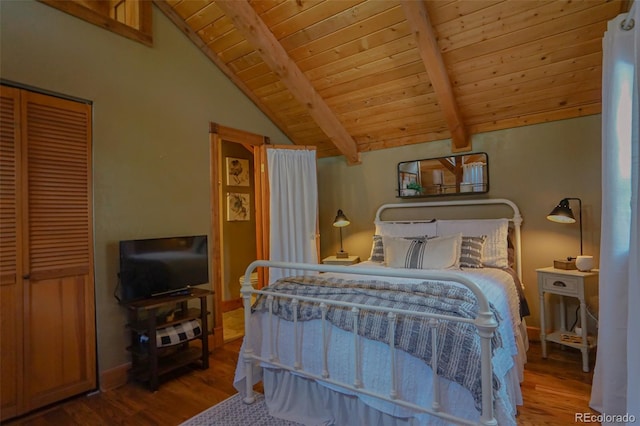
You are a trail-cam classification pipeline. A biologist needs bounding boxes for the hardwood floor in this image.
[518,341,598,425]
[222,307,245,343]
[5,339,600,426]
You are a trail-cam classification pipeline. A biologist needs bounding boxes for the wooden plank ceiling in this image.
[155,0,625,163]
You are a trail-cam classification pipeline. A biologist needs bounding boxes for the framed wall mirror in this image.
[397,152,489,198]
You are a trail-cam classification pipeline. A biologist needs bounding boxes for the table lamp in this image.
[546,197,592,270]
[333,209,350,259]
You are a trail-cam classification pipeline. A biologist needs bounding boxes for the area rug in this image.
[180,393,304,426]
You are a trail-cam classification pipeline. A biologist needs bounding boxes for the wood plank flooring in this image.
[4,339,600,425]
[222,308,245,343]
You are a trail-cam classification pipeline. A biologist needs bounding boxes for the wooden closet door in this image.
[0,86,24,421]
[21,91,96,411]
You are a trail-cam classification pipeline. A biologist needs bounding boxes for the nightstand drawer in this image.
[542,274,580,295]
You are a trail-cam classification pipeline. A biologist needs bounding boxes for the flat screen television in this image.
[118,235,209,303]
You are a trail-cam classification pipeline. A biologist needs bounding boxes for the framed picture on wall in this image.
[227,193,250,221]
[226,157,250,186]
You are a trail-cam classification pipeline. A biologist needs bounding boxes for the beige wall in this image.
[318,115,602,330]
[0,1,292,372]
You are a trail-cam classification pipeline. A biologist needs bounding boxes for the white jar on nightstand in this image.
[575,255,594,272]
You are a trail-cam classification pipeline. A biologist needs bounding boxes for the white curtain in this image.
[267,148,318,283]
[462,162,485,192]
[590,4,639,424]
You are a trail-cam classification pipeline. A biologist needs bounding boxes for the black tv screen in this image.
[119,235,209,303]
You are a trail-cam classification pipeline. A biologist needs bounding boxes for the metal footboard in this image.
[240,260,499,426]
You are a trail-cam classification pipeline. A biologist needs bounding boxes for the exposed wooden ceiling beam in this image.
[400,0,470,152]
[215,0,361,165]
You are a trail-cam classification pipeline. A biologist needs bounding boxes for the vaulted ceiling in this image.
[155,0,627,163]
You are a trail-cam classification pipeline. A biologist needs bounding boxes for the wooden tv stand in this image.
[124,288,211,390]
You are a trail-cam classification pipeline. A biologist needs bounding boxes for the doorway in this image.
[209,125,319,346]
[209,123,267,346]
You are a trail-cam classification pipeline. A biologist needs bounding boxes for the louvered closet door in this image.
[21,91,96,411]
[0,86,24,421]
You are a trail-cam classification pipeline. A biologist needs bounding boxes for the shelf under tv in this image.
[124,288,211,390]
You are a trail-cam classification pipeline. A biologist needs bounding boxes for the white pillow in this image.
[383,234,461,270]
[436,219,509,268]
[374,220,437,238]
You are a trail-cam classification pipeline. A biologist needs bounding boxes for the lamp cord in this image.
[570,304,599,331]
[570,305,580,332]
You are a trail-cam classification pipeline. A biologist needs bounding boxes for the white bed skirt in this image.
[263,369,419,426]
[259,362,523,426]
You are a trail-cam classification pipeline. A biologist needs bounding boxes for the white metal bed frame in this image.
[240,198,523,426]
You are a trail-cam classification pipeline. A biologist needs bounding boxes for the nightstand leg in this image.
[581,348,589,373]
[559,295,566,332]
[540,292,547,358]
[580,301,589,372]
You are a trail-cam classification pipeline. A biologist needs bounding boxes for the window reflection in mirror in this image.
[397,153,489,197]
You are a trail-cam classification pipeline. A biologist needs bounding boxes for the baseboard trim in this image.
[527,326,541,342]
[213,325,224,348]
[101,333,219,390]
[222,298,242,312]
[100,363,130,391]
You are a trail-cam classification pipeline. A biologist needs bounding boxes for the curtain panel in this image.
[267,148,318,283]
[590,4,639,424]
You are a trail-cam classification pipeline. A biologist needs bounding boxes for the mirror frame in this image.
[397,152,489,198]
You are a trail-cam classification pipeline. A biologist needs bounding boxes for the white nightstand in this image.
[322,255,360,266]
[537,266,599,372]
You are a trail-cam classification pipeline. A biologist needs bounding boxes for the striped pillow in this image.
[368,234,433,263]
[436,219,509,268]
[369,235,385,262]
[460,235,487,268]
[383,234,461,269]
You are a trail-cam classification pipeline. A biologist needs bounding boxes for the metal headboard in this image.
[374,198,524,282]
